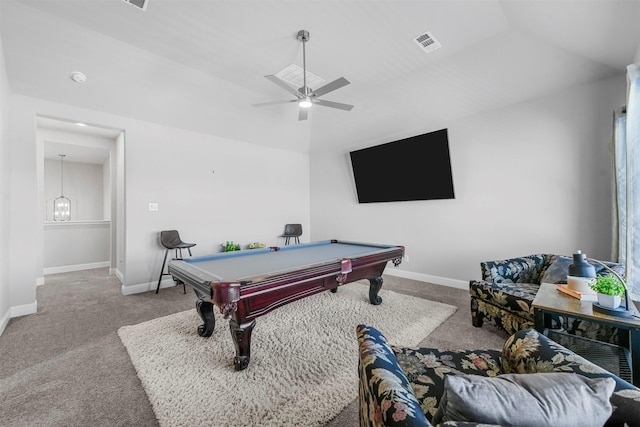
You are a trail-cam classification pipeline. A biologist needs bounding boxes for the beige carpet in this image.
[118,281,457,427]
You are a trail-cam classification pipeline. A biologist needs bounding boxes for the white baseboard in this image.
[0,301,39,337]
[110,268,124,285]
[0,308,10,337]
[11,300,38,318]
[114,268,124,283]
[122,277,175,295]
[36,277,45,287]
[121,282,151,295]
[44,261,110,275]
[385,268,468,290]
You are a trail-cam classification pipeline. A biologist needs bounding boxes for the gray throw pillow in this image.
[540,255,573,284]
[432,373,615,427]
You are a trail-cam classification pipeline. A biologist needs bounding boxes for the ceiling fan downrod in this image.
[297,30,311,100]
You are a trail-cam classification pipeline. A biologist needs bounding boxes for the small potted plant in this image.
[589,274,626,309]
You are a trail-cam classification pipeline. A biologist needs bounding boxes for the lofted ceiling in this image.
[1,0,639,153]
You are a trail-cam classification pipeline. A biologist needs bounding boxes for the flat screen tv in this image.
[349,128,455,203]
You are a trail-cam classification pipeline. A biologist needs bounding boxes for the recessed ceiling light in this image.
[70,71,87,83]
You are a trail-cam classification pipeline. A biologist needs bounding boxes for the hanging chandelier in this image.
[53,154,71,221]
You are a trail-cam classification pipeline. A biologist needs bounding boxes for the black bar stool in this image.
[282,223,302,245]
[156,230,196,294]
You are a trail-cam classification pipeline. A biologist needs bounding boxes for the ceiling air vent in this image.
[122,0,148,11]
[413,31,442,53]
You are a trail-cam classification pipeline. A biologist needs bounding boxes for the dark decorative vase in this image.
[568,251,596,278]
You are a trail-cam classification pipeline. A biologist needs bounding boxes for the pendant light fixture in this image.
[53,154,71,221]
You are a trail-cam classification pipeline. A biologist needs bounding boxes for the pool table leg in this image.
[196,300,215,337]
[369,276,383,305]
[230,318,256,371]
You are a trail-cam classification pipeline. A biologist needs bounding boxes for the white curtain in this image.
[614,64,640,299]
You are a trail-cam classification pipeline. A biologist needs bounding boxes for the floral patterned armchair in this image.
[469,254,625,344]
[357,325,640,427]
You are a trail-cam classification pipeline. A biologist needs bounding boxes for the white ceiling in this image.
[39,116,115,164]
[2,0,639,153]
[43,140,111,165]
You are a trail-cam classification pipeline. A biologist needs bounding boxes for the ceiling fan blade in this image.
[298,108,309,121]
[252,99,297,107]
[265,75,301,97]
[313,99,354,111]
[310,77,350,98]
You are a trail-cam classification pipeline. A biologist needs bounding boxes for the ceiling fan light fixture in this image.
[298,97,312,108]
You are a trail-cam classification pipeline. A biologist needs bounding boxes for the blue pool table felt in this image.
[183,240,394,282]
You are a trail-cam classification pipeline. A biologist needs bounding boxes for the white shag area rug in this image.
[118,282,456,427]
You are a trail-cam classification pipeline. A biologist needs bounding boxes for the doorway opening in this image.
[37,116,125,283]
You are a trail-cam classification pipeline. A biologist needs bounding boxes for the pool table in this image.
[168,239,404,370]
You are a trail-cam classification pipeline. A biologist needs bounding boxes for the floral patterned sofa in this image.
[469,254,625,344]
[357,325,640,427]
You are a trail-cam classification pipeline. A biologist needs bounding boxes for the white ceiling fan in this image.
[253,30,354,121]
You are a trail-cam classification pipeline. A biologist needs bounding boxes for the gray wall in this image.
[44,159,104,221]
[310,74,627,287]
[43,222,110,271]
[6,93,311,312]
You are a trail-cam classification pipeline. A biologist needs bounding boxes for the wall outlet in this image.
[148,203,158,211]
[404,255,410,263]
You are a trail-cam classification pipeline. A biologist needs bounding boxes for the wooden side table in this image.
[532,283,640,386]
